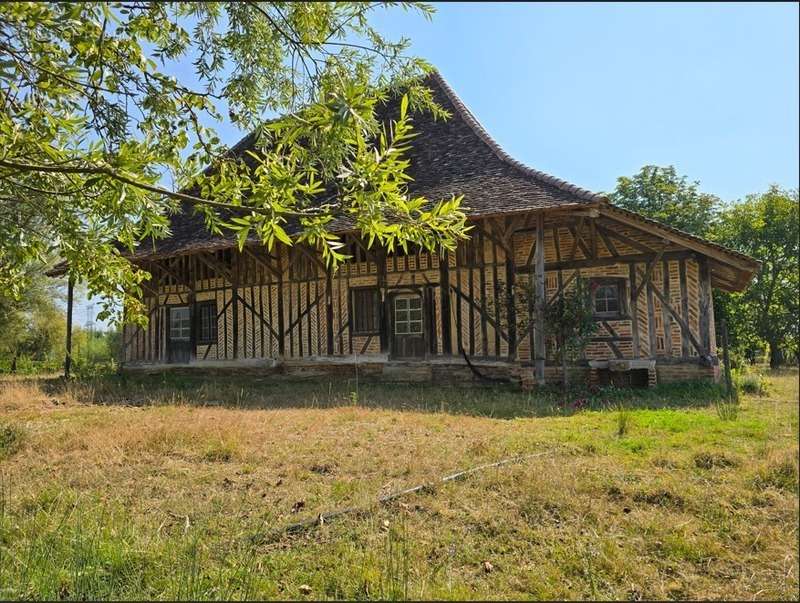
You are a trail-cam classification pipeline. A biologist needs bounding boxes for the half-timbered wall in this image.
[122,210,719,380]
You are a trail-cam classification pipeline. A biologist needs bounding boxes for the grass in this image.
[0,369,796,600]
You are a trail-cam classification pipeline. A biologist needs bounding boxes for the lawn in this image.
[0,370,797,600]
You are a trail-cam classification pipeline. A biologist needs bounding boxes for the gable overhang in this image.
[596,204,760,292]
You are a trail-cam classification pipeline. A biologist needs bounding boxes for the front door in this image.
[167,306,192,363]
[390,293,426,359]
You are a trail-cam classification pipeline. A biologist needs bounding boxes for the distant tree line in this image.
[609,166,798,368]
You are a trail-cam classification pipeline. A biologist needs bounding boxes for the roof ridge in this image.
[428,70,607,204]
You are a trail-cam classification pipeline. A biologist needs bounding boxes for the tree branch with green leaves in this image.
[0,1,467,324]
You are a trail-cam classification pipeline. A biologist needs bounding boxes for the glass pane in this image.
[408,320,423,334]
[409,297,421,310]
[395,298,407,310]
[395,321,408,335]
[409,309,422,321]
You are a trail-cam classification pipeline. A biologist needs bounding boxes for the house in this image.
[115,72,759,387]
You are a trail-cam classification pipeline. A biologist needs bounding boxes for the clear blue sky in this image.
[367,1,798,201]
[79,2,799,328]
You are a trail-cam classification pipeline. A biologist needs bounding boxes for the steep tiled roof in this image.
[129,71,605,259]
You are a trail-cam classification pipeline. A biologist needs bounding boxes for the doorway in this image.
[167,306,192,363]
[389,293,426,359]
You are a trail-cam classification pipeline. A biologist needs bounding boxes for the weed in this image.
[693,451,738,470]
[614,404,632,437]
[753,452,799,492]
[715,398,739,421]
[202,437,239,462]
[0,422,26,459]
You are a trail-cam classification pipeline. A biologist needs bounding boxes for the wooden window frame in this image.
[196,300,218,345]
[350,287,381,336]
[393,295,423,335]
[590,277,628,320]
[168,305,192,342]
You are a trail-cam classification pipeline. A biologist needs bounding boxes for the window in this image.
[169,307,191,341]
[394,296,422,335]
[197,301,217,344]
[352,288,380,334]
[591,278,626,318]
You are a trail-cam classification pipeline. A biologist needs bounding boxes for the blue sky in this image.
[369,2,798,201]
[78,2,799,328]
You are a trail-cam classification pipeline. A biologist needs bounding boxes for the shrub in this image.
[0,422,26,459]
[732,369,769,396]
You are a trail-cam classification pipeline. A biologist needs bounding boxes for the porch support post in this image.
[377,246,389,354]
[64,275,74,379]
[698,256,715,361]
[439,251,452,355]
[534,212,546,385]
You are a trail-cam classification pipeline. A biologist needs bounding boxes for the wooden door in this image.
[390,293,426,359]
[167,306,192,363]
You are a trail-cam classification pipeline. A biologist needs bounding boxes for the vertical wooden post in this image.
[720,318,734,400]
[534,212,546,385]
[64,276,74,379]
[698,256,713,359]
[646,279,657,358]
[439,251,452,355]
[662,260,672,356]
[377,246,388,354]
[504,258,516,358]
[232,251,239,359]
[276,249,285,357]
[679,259,690,357]
[629,264,640,359]
[325,267,334,356]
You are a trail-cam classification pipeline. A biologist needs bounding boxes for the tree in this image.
[607,165,720,236]
[712,186,799,367]
[0,2,468,324]
[0,265,65,370]
[544,278,596,391]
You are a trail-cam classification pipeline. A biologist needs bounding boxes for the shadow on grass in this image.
[31,372,729,420]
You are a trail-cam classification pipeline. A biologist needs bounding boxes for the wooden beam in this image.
[242,246,281,280]
[439,251,452,354]
[196,252,234,284]
[646,270,706,358]
[599,206,758,272]
[325,268,334,355]
[595,223,657,255]
[450,285,508,343]
[662,260,673,356]
[516,249,694,273]
[632,248,665,300]
[698,257,713,356]
[534,213,546,384]
[629,264,640,359]
[597,226,620,257]
[679,259,690,357]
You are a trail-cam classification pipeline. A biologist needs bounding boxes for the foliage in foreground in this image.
[0,370,796,599]
[0,1,467,323]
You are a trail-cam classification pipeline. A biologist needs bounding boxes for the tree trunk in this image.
[10,351,17,374]
[769,340,784,368]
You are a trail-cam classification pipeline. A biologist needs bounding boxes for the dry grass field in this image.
[0,370,797,600]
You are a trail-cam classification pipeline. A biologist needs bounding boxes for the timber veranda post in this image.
[64,275,74,379]
[534,212,546,385]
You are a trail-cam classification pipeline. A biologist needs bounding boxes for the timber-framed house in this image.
[118,72,759,387]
